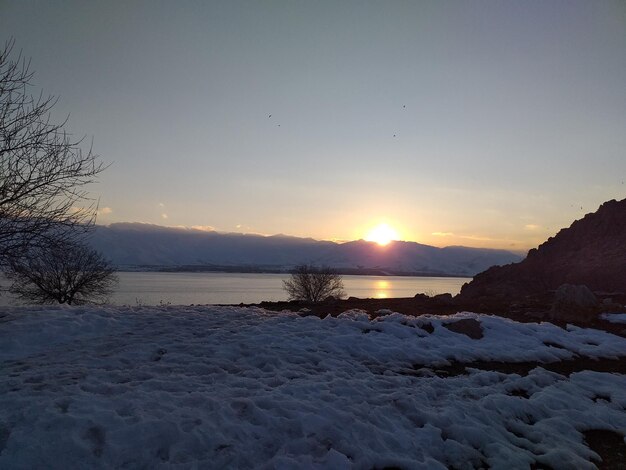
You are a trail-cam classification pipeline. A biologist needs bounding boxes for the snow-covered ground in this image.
[601,313,626,324]
[1,306,625,469]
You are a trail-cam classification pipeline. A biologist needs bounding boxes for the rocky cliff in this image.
[459,198,626,302]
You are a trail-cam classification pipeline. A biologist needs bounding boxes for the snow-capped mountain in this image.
[89,223,522,276]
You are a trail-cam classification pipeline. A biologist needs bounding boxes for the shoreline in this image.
[243,293,626,337]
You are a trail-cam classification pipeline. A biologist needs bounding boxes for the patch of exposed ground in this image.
[583,429,626,470]
[411,356,626,379]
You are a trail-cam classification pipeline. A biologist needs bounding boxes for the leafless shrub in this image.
[283,264,345,303]
[7,239,117,305]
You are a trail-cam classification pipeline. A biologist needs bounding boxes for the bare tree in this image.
[7,239,117,305]
[0,38,104,265]
[283,264,346,303]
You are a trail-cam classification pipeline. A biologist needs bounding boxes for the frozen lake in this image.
[0,272,471,306]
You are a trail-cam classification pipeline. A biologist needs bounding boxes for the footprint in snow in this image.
[151,348,167,361]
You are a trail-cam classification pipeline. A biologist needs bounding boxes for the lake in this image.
[0,272,472,306]
[97,272,470,306]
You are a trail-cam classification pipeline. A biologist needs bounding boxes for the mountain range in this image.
[88,223,522,276]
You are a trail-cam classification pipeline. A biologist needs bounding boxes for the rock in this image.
[443,319,483,339]
[550,284,599,322]
[414,293,429,299]
[433,293,454,305]
[419,322,434,334]
[459,198,626,304]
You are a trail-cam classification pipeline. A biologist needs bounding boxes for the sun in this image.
[365,223,399,246]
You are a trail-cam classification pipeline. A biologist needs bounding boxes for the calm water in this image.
[0,272,471,306]
[112,272,469,306]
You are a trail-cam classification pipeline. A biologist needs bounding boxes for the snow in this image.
[1,305,625,469]
[601,312,626,324]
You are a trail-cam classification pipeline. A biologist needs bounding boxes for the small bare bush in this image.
[283,265,345,303]
[7,240,117,305]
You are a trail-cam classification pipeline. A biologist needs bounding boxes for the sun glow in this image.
[365,223,399,246]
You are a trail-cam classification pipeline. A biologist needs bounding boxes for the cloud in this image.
[524,224,540,230]
[161,213,168,219]
[458,234,496,242]
[98,207,113,215]
[432,231,499,242]
[190,225,215,232]
[158,202,165,207]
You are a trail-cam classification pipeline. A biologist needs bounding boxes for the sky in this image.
[1,0,625,251]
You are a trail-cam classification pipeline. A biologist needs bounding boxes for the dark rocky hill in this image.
[459,198,626,303]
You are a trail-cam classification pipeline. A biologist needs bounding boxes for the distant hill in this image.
[459,198,626,299]
[88,223,522,276]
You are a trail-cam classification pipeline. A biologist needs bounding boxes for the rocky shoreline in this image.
[247,290,626,334]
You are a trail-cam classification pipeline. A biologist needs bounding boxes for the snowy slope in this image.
[1,306,625,469]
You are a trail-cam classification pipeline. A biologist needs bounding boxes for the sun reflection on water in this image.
[374,280,391,298]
